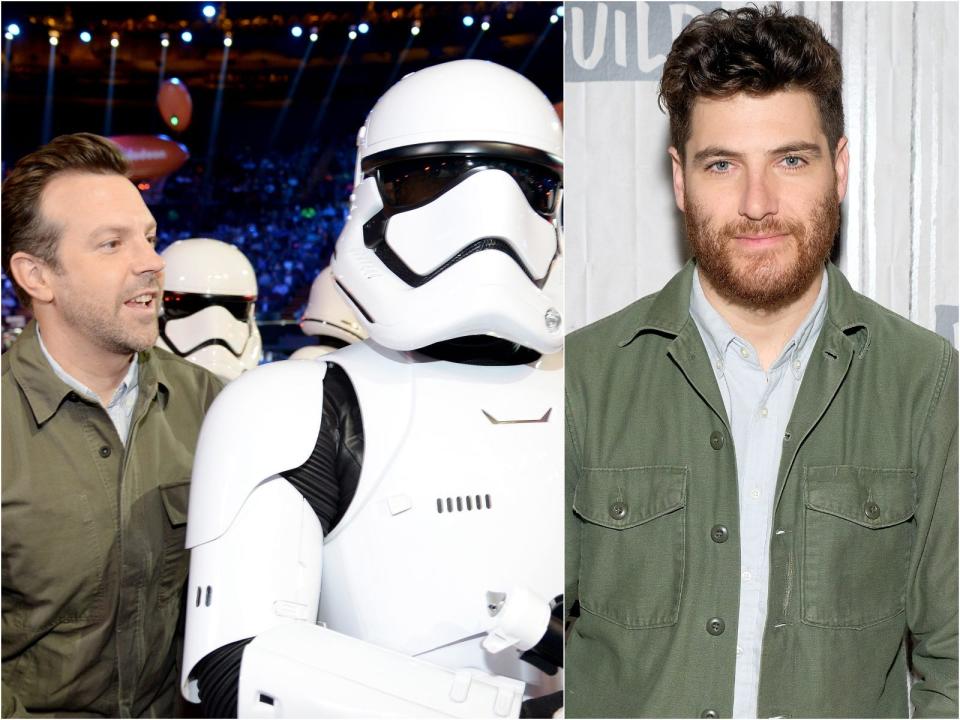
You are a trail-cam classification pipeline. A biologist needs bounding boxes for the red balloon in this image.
[157,79,193,132]
[109,135,190,180]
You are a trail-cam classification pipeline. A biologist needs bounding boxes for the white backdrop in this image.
[563,1,959,349]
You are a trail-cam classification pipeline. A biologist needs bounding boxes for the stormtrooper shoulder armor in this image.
[185,358,328,549]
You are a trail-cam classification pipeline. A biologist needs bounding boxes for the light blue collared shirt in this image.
[689,267,828,719]
[37,326,140,446]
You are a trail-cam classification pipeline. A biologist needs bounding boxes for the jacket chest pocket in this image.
[801,466,915,629]
[573,466,687,629]
[157,479,190,603]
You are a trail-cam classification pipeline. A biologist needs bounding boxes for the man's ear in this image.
[9,252,55,304]
[833,136,850,203]
[668,146,686,213]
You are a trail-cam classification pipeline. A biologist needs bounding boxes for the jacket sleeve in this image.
[907,342,958,718]
[564,389,582,620]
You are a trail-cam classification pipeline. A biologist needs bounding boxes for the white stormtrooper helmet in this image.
[290,266,367,360]
[156,238,262,381]
[330,59,563,354]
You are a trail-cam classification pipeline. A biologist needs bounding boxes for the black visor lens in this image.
[163,292,254,322]
[373,156,560,215]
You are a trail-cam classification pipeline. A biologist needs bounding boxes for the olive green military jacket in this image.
[565,262,958,718]
[2,321,223,717]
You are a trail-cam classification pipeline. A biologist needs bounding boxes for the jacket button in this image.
[709,431,724,450]
[863,501,881,520]
[706,617,725,636]
[710,525,729,543]
[609,501,628,520]
[99,446,111,458]
[701,711,720,719]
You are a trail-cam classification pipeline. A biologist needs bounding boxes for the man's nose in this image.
[134,238,165,276]
[739,168,779,221]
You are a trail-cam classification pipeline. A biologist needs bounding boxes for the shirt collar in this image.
[688,266,829,369]
[37,324,139,408]
[618,260,869,355]
[8,320,165,426]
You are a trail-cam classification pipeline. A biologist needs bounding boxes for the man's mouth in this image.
[734,233,789,247]
[124,291,157,311]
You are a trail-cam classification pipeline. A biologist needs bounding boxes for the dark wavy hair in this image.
[2,133,130,305]
[659,5,844,159]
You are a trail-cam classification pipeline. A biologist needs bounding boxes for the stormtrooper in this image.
[157,237,262,381]
[289,266,367,360]
[181,59,564,718]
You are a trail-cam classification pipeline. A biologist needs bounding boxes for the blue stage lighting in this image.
[358,22,370,34]
[291,25,303,38]
[7,24,20,37]
[181,30,193,43]
[463,16,474,27]
[202,5,216,19]
[80,31,92,43]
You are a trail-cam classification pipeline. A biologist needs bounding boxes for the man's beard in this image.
[59,282,160,355]
[684,188,840,311]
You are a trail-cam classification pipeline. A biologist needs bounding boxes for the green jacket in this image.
[565,262,958,718]
[2,321,223,717]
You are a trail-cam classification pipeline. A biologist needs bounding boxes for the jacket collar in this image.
[618,260,871,354]
[9,320,170,426]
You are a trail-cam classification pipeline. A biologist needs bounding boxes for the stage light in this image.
[7,24,20,37]
[309,28,318,42]
[223,33,232,47]
[556,6,564,17]
[202,5,216,19]
[170,77,181,84]
[462,15,474,27]
[4,32,12,41]
[170,115,180,127]
[80,31,92,43]
[160,33,170,47]
[358,22,369,34]
[348,29,357,40]
[110,36,119,48]
[49,31,59,46]
[291,25,303,38]
[550,14,559,24]
[410,23,420,36]
[481,20,490,31]
[181,30,193,43]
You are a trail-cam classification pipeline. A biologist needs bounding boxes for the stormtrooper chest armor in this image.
[317,341,563,657]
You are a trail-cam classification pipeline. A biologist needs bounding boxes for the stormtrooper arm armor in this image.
[180,358,364,716]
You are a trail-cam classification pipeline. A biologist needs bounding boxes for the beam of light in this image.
[385,28,416,89]
[3,35,12,92]
[300,36,353,177]
[158,35,169,88]
[465,28,484,58]
[266,36,315,151]
[41,41,56,143]
[519,18,556,73]
[103,40,118,135]
[202,41,231,210]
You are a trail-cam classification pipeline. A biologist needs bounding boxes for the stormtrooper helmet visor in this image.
[364,141,562,218]
[163,291,256,322]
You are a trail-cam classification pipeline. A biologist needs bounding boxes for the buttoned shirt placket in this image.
[690,268,828,718]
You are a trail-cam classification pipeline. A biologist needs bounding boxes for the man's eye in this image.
[782,155,806,169]
[147,236,158,246]
[101,240,121,250]
[708,160,732,173]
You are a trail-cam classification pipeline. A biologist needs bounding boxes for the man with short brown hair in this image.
[565,7,957,718]
[2,133,222,716]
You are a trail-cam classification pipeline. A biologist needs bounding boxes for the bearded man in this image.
[1,133,222,716]
[564,7,957,718]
